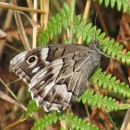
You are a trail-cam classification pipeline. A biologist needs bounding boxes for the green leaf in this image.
[90,68,130,98]
[26,100,40,117]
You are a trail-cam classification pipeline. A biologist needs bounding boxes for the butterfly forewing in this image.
[10,41,101,112]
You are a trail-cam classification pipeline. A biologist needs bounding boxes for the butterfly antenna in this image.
[92,13,117,60]
[98,50,117,59]
[92,12,98,41]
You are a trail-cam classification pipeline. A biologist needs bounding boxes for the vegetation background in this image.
[0,0,130,130]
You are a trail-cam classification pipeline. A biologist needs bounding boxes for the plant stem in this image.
[78,0,91,44]
[0,2,45,14]
[68,0,76,43]
[0,78,27,111]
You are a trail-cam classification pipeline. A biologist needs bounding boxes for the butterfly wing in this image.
[10,43,101,112]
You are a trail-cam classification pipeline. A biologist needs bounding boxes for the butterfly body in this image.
[10,41,101,112]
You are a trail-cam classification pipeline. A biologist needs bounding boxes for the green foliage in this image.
[100,39,123,59]
[32,111,99,130]
[74,17,130,65]
[100,38,130,65]
[78,90,120,111]
[93,0,130,12]
[38,3,130,65]
[73,19,130,65]
[90,68,130,98]
[38,3,71,46]
[78,90,130,111]
[32,111,58,130]
[26,99,41,117]
[121,51,130,65]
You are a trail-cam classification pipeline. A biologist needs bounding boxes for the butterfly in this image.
[10,40,101,112]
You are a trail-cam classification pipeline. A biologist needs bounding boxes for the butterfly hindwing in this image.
[10,41,101,112]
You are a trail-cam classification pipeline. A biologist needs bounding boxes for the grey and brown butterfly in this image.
[10,41,101,112]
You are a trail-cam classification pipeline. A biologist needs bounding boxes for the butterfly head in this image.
[89,40,99,47]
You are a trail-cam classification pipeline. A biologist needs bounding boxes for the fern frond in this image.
[79,90,118,110]
[32,111,58,130]
[73,22,130,65]
[37,2,130,66]
[38,3,71,46]
[121,51,130,65]
[26,99,40,117]
[60,113,99,130]
[94,0,129,12]
[74,20,130,65]
[79,90,130,111]
[102,38,120,55]
[98,37,130,65]
[32,111,99,130]
[100,38,123,59]
[90,68,130,98]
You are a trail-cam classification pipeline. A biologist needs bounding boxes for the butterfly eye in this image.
[27,55,38,64]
